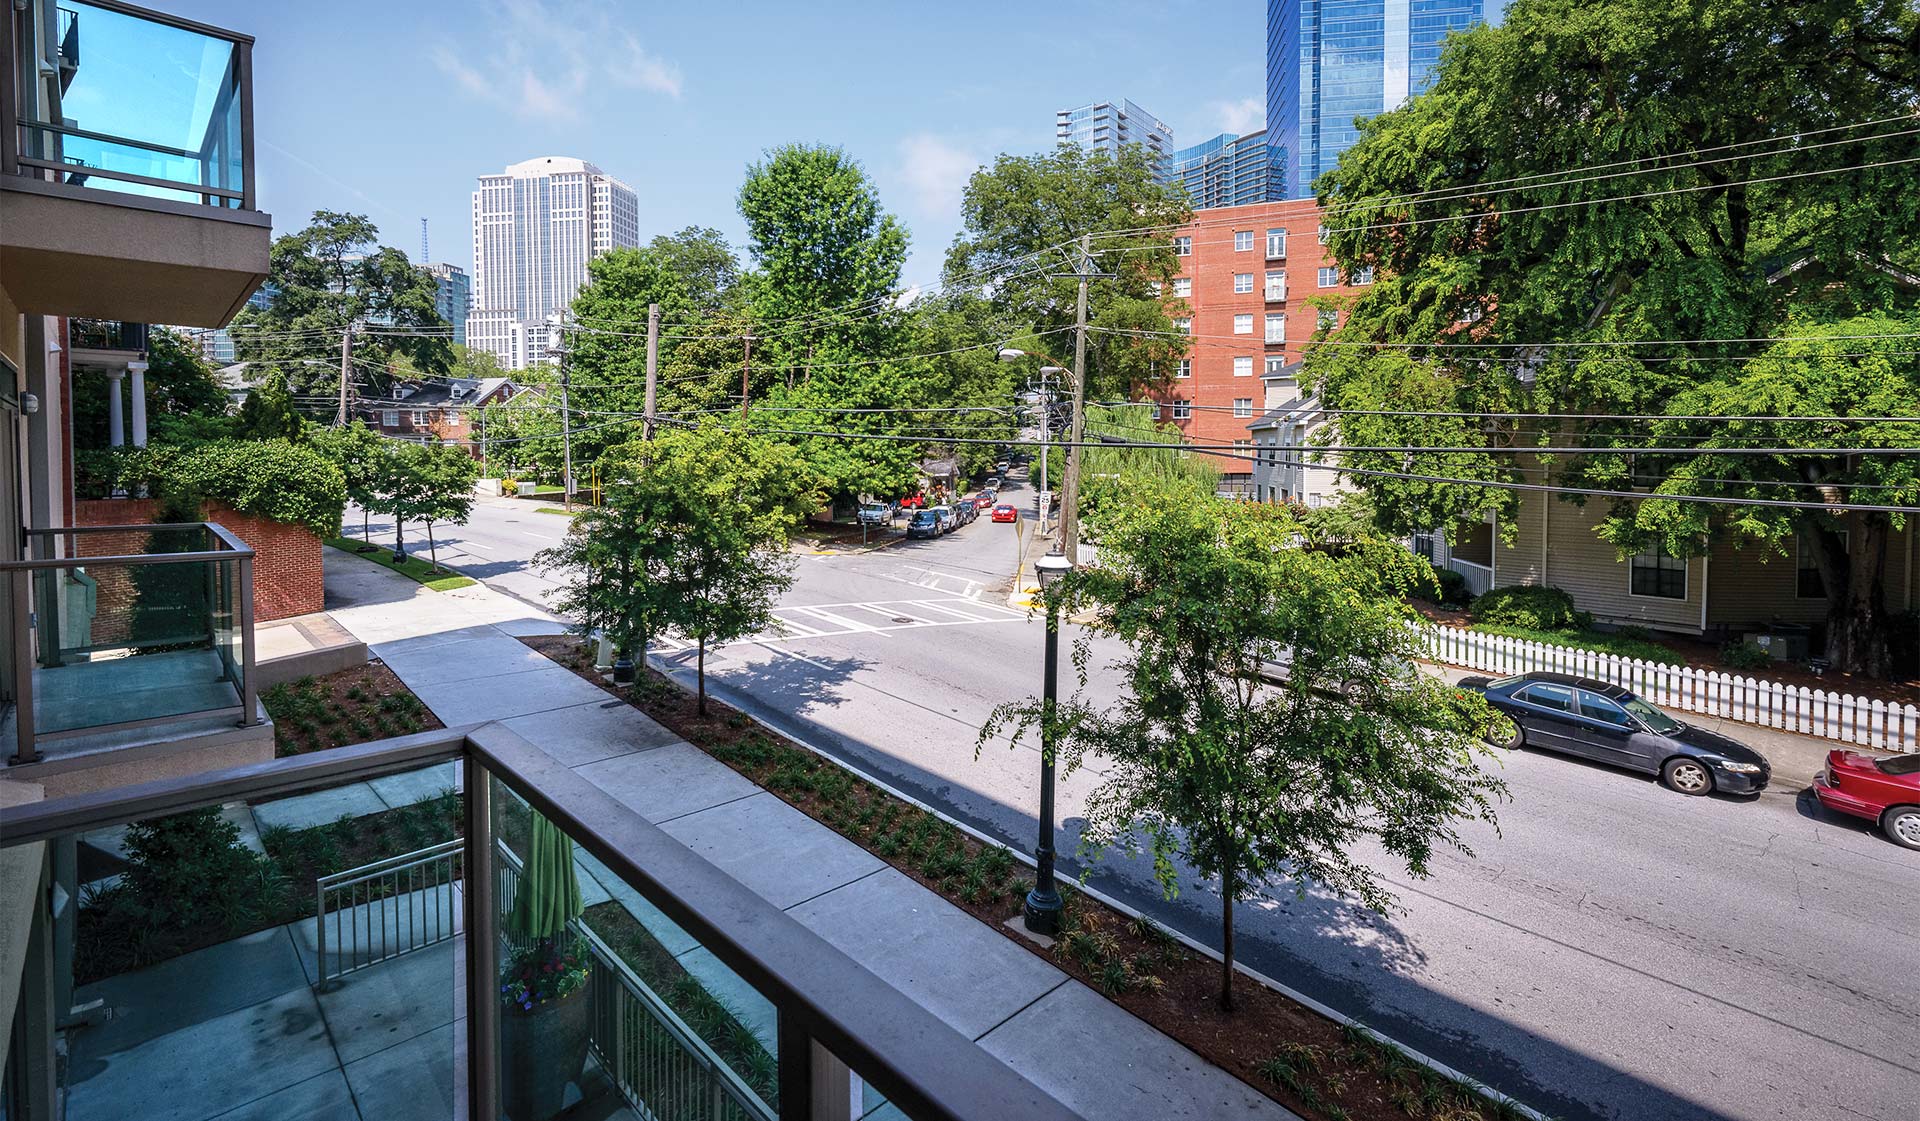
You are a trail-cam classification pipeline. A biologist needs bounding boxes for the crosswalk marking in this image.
[643,596,1027,657]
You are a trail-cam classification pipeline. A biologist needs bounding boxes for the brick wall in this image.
[74,498,324,622]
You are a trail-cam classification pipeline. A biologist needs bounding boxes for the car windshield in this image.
[911,512,936,524]
[1877,753,1920,776]
[1621,696,1682,734]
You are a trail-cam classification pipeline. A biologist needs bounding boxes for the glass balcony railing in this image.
[0,727,1086,1121]
[7,0,253,210]
[4,522,257,764]
[67,318,148,352]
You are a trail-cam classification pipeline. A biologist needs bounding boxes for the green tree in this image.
[236,373,306,442]
[647,226,741,312]
[231,210,451,400]
[535,473,677,671]
[1308,0,1920,673]
[371,441,458,563]
[311,420,389,544]
[945,144,1193,400]
[413,441,481,573]
[982,481,1506,1009]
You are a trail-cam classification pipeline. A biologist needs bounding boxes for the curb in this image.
[645,652,1553,1121]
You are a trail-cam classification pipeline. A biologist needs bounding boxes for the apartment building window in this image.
[1317,267,1339,288]
[1175,236,1192,255]
[1233,356,1253,377]
[1265,271,1285,300]
[1317,224,1330,244]
[1317,308,1339,331]
[1170,400,1192,420]
[1265,356,1288,376]
[1176,358,1192,378]
[382,410,399,427]
[1630,544,1687,599]
[1265,314,1286,343]
[1233,314,1254,334]
[1267,228,1287,259]
[1797,532,1845,598]
[1175,317,1193,334]
[1149,280,1163,296]
[1233,398,1254,418]
[1173,277,1192,297]
[1350,267,1375,285]
[1233,273,1254,294]
[1234,230,1255,252]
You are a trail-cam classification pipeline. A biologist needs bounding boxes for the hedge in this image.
[77,440,347,538]
[1469,584,1588,631]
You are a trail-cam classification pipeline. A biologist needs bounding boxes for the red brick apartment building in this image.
[1149,199,1366,486]
[356,377,517,454]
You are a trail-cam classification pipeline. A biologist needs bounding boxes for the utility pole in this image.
[336,324,352,427]
[642,301,660,441]
[553,314,575,512]
[1036,373,1050,534]
[1054,233,1108,565]
[740,330,753,418]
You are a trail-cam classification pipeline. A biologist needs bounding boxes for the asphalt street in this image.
[351,477,1920,1121]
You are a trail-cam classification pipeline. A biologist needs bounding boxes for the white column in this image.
[127,361,149,448]
[105,369,126,447]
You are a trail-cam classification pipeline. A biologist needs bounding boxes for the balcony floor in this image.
[34,648,240,737]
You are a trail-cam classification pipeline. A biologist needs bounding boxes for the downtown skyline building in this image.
[425,262,471,346]
[468,156,640,369]
[1168,130,1272,209]
[1055,98,1175,175]
[1267,0,1503,199]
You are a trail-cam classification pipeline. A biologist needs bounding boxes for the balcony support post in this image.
[104,369,126,448]
[128,361,148,448]
[237,551,256,725]
[9,567,38,765]
[462,758,499,1121]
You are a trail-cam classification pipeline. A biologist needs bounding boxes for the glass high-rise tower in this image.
[1267,1,1501,199]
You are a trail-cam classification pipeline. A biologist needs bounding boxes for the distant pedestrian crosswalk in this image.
[647,596,1028,653]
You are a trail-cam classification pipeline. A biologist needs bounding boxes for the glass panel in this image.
[21,1,245,206]
[490,774,780,1120]
[51,762,461,1121]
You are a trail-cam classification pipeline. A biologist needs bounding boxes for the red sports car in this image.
[990,504,1017,523]
[1813,749,1920,850]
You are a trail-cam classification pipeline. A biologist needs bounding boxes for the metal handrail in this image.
[0,727,1088,1121]
[316,837,463,985]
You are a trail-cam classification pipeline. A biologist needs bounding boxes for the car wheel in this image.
[1661,757,1714,796]
[1882,806,1920,851]
[1485,715,1524,750]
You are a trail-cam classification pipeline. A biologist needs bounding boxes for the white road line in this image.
[912,601,999,623]
[520,531,556,542]
[849,604,940,626]
[455,540,492,554]
[789,605,892,637]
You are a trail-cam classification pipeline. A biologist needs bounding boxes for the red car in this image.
[991,504,1018,523]
[972,494,995,511]
[1814,749,1920,850]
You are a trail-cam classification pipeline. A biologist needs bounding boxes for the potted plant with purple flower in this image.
[500,813,593,1121]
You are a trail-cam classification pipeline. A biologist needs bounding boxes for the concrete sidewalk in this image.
[323,548,1297,1120]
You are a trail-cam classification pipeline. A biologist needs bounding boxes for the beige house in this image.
[1429,487,1920,647]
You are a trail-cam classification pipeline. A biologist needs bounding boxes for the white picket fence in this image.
[1422,627,1920,754]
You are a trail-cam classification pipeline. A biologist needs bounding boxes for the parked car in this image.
[983,477,1002,491]
[991,504,1018,523]
[1814,749,1920,850]
[996,460,1011,474]
[857,501,894,526]
[899,493,926,510]
[950,502,974,526]
[933,507,956,534]
[1464,672,1771,795]
[906,509,942,539]
[1257,649,1418,700]
[972,493,995,511]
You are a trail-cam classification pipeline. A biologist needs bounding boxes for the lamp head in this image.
[997,348,1027,362]
[1034,547,1072,588]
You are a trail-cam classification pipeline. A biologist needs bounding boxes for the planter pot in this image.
[500,982,593,1121]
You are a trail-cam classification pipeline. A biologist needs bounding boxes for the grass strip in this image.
[326,538,476,590]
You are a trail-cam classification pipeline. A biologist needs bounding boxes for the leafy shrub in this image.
[1720,640,1774,671]
[77,439,347,536]
[1471,585,1587,630]
[1410,561,1474,608]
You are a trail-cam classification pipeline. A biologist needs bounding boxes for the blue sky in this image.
[169,0,1266,284]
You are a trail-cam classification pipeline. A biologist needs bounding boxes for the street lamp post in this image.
[998,350,1068,534]
[1026,547,1074,936]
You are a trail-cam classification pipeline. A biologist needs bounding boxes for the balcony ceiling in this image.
[0,179,270,328]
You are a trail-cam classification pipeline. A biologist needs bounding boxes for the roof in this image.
[919,457,960,476]
[1505,671,1631,699]
[1247,394,1324,431]
[369,379,516,410]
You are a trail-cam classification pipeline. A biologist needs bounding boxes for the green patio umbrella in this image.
[507,813,584,945]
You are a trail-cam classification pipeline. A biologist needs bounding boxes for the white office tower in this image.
[468,156,640,369]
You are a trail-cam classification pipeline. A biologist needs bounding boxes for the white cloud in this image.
[895,133,982,220]
[1212,97,1266,136]
[431,0,682,124]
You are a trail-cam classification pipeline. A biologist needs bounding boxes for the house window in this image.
[1233,356,1253,377]
[1175,358,1191,379]
[1173,277,1192,297]
[381,410,399,427]
[1266,228,1287,259]
[1317,308,1339,330]
[1265,272,1285,300]
[1265,356,1288,376]
[1797,532,1845,598]
[1233,398,1253,417]
[1265,314,1285,343]
[1317,224,1330,244]
[410,410,428,425]
[1350,267,1375,285]
[444,409,461,423]
[1233,314,1254,335]
[1171,400,1192,420]
[1233,273,1254,294]
[1234,230,1255,252]
[1317,267,1340,288]
[1175,317,1192,334]
[1174,236,1192,255]
[1630,544,1687,599]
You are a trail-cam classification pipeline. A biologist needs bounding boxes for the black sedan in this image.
[1462,672,1771,796]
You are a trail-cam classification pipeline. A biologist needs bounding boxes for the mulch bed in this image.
[521,634,1525,1121]
[261,660,443,756]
